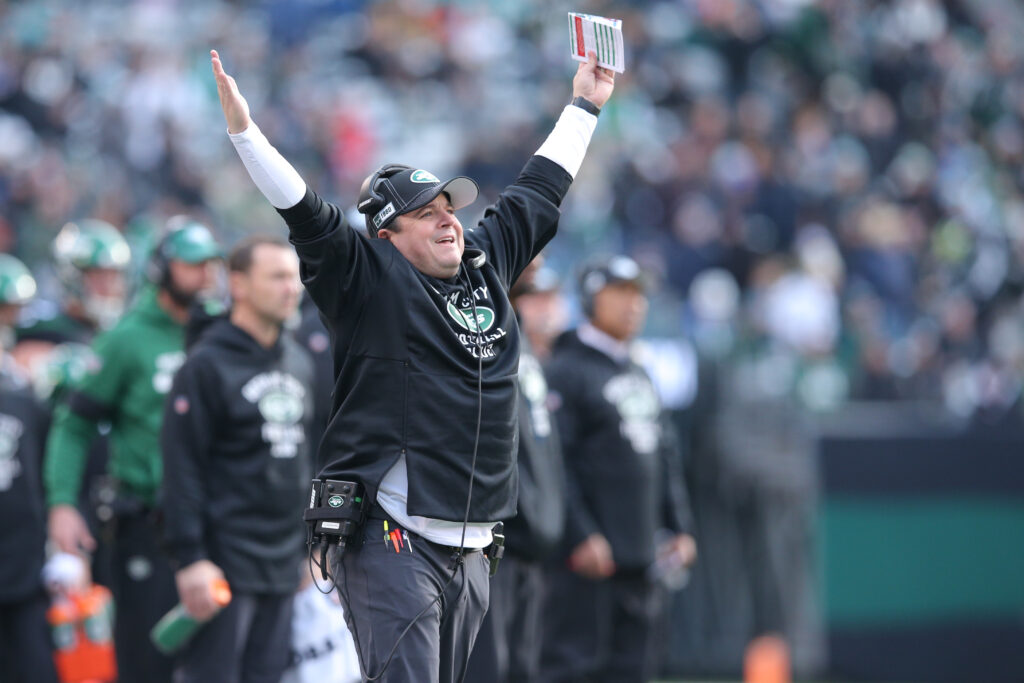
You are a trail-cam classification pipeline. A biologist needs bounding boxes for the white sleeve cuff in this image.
[535,104,599,179]
[228,123,307,209]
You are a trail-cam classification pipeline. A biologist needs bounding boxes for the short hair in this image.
[228,235,290,273]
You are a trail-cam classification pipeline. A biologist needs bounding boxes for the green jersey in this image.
[45,286,184,508]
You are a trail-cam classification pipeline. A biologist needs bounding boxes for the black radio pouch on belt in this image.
[303,479,366,578]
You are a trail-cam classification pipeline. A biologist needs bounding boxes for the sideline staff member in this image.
[45,218,222,683]
[161,237,313,682]
[0,255,58,683]
[540,256,697,682]
[212,48,614,683]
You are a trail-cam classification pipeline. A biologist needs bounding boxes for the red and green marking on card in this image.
[568,12,625,74]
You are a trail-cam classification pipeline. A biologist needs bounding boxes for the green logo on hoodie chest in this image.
[446,300,495,333]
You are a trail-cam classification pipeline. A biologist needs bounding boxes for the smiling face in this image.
[380,194,465,279]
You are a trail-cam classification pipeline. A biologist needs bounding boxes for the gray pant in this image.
[331,518,490,683]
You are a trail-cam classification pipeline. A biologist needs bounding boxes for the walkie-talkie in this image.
[304,478,366,578]
[303,479,364,565]
[305,479,365,540]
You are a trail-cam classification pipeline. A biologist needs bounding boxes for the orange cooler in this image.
[47,584,117,683]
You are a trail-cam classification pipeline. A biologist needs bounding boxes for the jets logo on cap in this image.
[410,170,439,183]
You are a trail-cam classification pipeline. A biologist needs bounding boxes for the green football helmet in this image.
[145,216,224,310]
[53,219,132,273]
[52,219,131,329]
[157,216,223,263]
[147,215,223,285]
[0,253,37,306]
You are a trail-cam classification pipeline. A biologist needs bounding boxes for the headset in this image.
[578,255,643,318]
[579,270,604,318]
[145,229,176,289]
[356,163,414,237]
[145,215,205,287]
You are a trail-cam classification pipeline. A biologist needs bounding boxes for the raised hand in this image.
[210,49,251,134]
[572,51,616,109]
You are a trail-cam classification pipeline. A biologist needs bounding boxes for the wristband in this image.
[570,96,601,117]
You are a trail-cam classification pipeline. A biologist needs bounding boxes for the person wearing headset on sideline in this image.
[539,256,698,682]
[211,47,613,683]
[44,218,222,683]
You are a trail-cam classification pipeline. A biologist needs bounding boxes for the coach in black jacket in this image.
[213,48,614,683]
[540,255,697,683]
[161,237,313,682]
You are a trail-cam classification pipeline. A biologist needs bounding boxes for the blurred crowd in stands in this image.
[5,0,1024,422]
[9,1,1024,679]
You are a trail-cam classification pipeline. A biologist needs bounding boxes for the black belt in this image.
[365,502,483,554]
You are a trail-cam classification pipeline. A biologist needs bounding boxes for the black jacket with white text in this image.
[0,361,50,602]
[278,156,572,522]
[161,319,314,594]
[502,330,565,561]
[545,329,694,571]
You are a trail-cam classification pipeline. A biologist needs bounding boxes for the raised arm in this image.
[210,49,306,210]
[211,49,251,134]
[212,49,376,318]
[530,51,614,181]
[472,52,617,285]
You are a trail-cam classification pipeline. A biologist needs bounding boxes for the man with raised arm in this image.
[212,47,613,683]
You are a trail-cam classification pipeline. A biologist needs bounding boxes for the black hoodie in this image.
[160,318,314,594]
[278,155,572,522]
[545,328,694,571]
[0,358,50,602]
[501,330,565,561]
